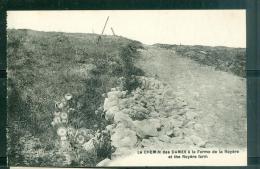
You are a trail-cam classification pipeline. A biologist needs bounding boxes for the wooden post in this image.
[97,16,110,44]
[111,27,116,36]
[101,16,110,35]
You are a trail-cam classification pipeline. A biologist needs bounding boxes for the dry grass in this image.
[7,29,144,166]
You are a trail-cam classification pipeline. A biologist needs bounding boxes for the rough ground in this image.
[98,45,247,166]
[135,46,247,148]
[8,29,247,166]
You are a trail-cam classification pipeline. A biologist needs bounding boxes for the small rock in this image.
[185,111,198,120]
[105,106,120,121]
[114,112,134,128]
[104,98,119,111]
[140,139,153,147]
[173,127,183,137]
[150,111,159,118]
[119,108,132,115]
[166,130,174,136]
[121,136,137,147]
[164,89,175,98]
[185,121,195,129]
[159,135,171,142]
[133,120,159,138]
[111,127,137,148]
[161,117,183,129]
[194,123,203,131]
[189,135,206,147]
[148,118,161,129]
[119,99,130,108]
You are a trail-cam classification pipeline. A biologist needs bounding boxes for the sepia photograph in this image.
[7,10,246,167]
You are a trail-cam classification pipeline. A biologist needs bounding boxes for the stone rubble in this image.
[103,76,207,160]
[50,76,208,166]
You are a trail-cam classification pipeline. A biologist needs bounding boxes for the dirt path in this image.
[136,46,246,148]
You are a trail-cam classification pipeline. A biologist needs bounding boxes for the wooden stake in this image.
[101,16,110,35]
[97,16,110,44]
[111,27,116,36]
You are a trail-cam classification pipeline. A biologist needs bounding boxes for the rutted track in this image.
[135,46,246,148]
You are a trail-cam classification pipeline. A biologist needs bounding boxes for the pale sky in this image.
[7,10,246,47]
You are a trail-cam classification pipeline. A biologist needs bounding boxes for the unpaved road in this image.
[136,46,246,148]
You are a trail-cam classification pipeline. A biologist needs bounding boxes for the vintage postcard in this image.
[7,10,246,167]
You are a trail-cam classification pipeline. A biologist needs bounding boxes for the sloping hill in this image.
[7,29,144,166]
[7,29,246,167]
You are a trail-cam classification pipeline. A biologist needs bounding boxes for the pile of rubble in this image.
[50,76,208,166]
[102,76,208,161]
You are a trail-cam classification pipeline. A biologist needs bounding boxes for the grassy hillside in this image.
[7,29,246,166]
[7,29,144,166]
[154,44,246,77]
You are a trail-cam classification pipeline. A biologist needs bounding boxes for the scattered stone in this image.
[111,127,137,148]
[140,139,153,147]
[173,127,183,137]
[185,111,198,120]
[104,98,118,111]
[133,120,158,138]
[114,112,134,128]
[148,118,161,129]
[105,106,120,121]
[189,135,206,147]
[166,130,174,137]
[194,123,203,131]
[164,89,175,98]
[150,111,159,118]
[185,121,195,129]
[159,135,171,142]
[101,76,209,162]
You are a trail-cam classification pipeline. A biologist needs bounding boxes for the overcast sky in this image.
[7,10,246,47]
